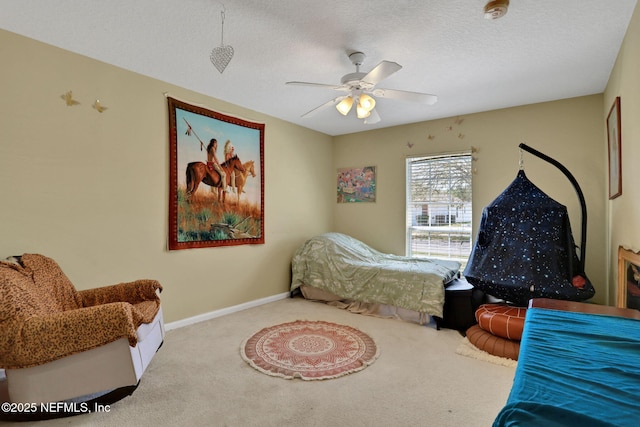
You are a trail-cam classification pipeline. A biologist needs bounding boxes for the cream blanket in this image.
[291,233,460,318]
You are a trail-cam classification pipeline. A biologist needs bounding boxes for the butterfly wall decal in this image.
[93,99,108,113]
[61,91,80,106]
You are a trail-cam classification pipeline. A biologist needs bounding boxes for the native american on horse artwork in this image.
[185,155,246,204]
[234,160,257,203]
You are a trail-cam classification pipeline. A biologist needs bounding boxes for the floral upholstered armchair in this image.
[0,254,164,406]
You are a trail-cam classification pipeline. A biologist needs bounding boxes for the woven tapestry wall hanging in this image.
[167,96,264,249]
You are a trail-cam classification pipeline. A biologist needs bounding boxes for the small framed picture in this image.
[617,246,640,310]
[607,97,622,199]
[337,166,376,203]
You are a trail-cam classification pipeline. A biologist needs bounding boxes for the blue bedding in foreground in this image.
[493,308,640,427]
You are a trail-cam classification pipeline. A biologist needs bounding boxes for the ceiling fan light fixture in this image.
[356,103,371,119]
[336,96,354,115]
[358,93,376,112]
[484,0,509,20]
[363,108,381,125]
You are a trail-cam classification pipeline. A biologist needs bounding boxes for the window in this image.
[406,153,472,267]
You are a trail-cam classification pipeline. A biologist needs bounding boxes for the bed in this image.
[290,232,461,323]
[493,299,640,427]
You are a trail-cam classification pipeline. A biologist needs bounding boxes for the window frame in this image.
[405,152,473,265]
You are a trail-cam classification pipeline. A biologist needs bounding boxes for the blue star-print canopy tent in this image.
[463,144,595,306]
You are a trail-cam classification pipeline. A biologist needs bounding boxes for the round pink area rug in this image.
[241,320,379,380]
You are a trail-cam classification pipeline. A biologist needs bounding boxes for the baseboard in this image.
[164,292,290,331]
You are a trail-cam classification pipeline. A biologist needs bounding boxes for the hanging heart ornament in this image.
[210,45,234,73]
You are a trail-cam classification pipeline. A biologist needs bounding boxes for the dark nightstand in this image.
[441,277,484,331]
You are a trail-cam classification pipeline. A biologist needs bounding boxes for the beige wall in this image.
[334,96,608,304]
[605,3,640,304]
[0,30,334,323]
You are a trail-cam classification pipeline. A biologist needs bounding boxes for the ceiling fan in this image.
[286,51,437,124]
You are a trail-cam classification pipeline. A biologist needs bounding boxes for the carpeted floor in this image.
[2,296,516,427]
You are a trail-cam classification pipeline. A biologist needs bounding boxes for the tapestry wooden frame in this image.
[617,246,640,310]
[167,96,264,250]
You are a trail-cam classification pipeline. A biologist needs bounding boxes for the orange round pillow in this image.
[475,304,527,341]
[465,325,520,361]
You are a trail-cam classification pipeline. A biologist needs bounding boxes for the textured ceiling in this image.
[0,0,636,136]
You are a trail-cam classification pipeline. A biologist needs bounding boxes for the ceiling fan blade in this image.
[286,81,347,91]
[363,108,381,125]
[371,88,438,105]
[301,96,346,118]
[361,61,402,87]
